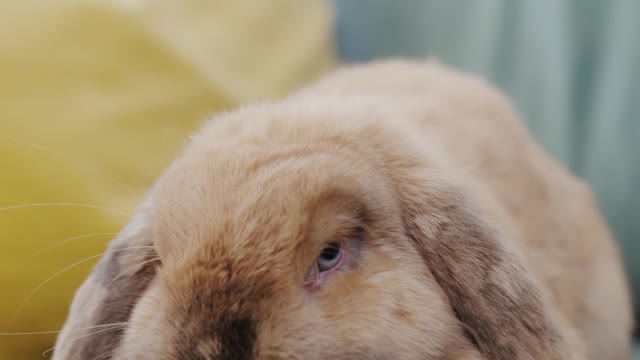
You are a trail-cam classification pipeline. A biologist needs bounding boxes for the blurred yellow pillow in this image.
[0,0,334,357]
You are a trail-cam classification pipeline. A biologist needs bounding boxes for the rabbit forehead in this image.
[150,98,420,249]
[150,129,396,253]
[139,143,407,358]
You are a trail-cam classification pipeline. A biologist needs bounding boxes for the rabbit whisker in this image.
[0,135,135,193]
[105,257,161,289]
[42,324,128,358]
[0,203,133,217]
[0,322,128,336]
[34,232,119,256]
[6,246,155,331]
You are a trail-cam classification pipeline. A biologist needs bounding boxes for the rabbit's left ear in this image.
[397,170,570,360]
[53,199,158,360]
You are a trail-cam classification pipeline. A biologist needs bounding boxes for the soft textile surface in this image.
[336,0,640,331]
[0,1,334,358]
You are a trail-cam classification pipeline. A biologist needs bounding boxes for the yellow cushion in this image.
[0,0,334,357]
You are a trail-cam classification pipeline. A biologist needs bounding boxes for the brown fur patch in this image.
[180,316,256,360]
[76,244,158,359]
[404,190,567,359]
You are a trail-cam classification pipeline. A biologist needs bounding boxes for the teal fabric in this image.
[335,0,640,330]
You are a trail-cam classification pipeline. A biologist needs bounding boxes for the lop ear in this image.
[53,199,158,360]
[399,174,569,360]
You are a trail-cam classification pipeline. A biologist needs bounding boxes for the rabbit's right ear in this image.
[53,199,159,360]
[396,170,570,360]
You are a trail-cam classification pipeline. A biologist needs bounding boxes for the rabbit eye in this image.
[317,242,343,272]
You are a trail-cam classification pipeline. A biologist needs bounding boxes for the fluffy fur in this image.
[53,60,633,360]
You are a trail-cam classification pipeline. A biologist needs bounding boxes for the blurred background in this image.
[0,0,638,358]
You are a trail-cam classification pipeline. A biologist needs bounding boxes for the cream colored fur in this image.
[54,60,633,360]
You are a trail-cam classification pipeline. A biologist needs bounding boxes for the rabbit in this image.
[52,60,633,360]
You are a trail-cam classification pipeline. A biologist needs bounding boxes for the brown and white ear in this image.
[399,173,570,360]
[53,198,158,360]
